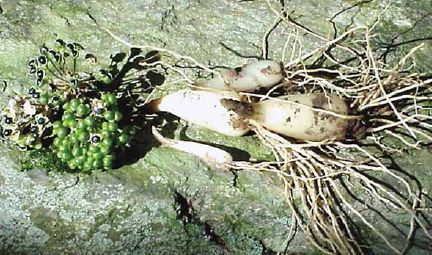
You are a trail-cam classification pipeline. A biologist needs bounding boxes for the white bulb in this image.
[197,60,283,92]
[155,89,250,136]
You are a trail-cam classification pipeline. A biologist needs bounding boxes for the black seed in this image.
[28,87,36,95]
[29,66,36,75]
[56,39,65,46]
[71,50,78,58]
[91,135,101,143]
[38,55,47,65]
[30,126,38,133]
[85,54,97,63]
[4,116,12,124]
[3,129,12,136]
[36,69,45,79]
[36,78,43,86]
[110,52,127,63]
[52,109,62,119]
[37,117,46,124]
[32,92,40,98]
[73,42,84,50]
[28,59,37,67]
[49,50,61,62]
[66,43,75,51]
[39,46,48,55]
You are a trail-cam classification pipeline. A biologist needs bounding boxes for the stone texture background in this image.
[0,0,431,254]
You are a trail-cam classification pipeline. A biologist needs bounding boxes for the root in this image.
[99,5,432,254]
[235,4,432,254]
[232,119,430,254]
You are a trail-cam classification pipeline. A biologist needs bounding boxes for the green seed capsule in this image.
[86,155,95,164]
[78,131,89,142]
[103,157,113,169]
[70,134,80,144]
[89,145,100,153]
[53,137,62,147]
[93,159,103,169]
[62,111,74,121]
[39,93,49,105]
[58,143,68,152]
[76,104,89,117]
[72,146,83,157]
[74,156,84,166]
[114,111,122,122]
[68,161,77,170]
[101,132,112,142]
[104,110,115,121]
[52,120,63,129]
[61,137,70,146]
[84,116,96,128]
[93,152,104,160]
[63,151,73,160]
[102,137,113,147]
[118,133,129,144]
[101,121,109,130]
[81,144,88,153]
[83,161,92,171]
[70,98,80,109]
[107,122,117,132]
[63,119,71,127]
[100,145,110,155]
[106,94,117,105]
[87,150,95,158]
[77,119,87,130]
[103,155,113,166]
[63,101,70,110]
[56,126,68,138]
[69,119,78,128]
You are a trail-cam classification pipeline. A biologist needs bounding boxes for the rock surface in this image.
[0,0,431,254]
